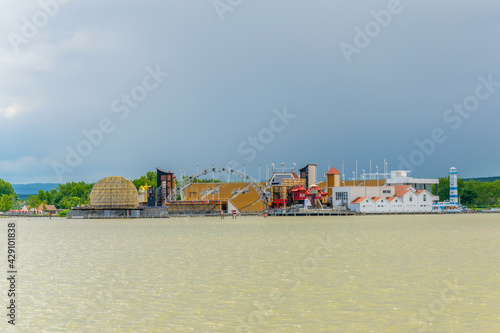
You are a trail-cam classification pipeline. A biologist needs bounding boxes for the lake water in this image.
[1,214,499,332]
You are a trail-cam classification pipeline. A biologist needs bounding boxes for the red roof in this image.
[397,190,411,197]
[394,185,412,196]
[38,204,57,211]
[386,196,397,202]
[291,186,305,192]
[372,197,382,202]
[351,197,367,204]
[416,190,425,194]
[394,185,414,196]
[326,166,341,175]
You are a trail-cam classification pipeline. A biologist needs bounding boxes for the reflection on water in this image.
[1,214,499,332]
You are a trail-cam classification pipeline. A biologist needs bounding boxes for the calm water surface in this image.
[1,214,499,332]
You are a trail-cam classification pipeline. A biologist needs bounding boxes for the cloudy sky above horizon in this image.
[1,0,499,184]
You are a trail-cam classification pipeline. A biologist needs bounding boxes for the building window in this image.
[423,195,427,202]
[409,196,412,202]
[336,192,348,201]
[383,190,390,194]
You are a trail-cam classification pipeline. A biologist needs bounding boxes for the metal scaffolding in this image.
[89,176,139,209]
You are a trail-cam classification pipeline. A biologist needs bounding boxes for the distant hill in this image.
[12,183,60,196]
[462,176,500,182]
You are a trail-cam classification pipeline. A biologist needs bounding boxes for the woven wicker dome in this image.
[90,176,139,209]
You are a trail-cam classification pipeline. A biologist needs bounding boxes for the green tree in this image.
[10,196,22,210]
[0,194,14,211]
[132,171,157,190]
[45,190,54,205]
[52,182,93,208]
[437,177,449,201]
[0,179,14,196]
[58,209,70,217]
[25,195,40,213]
[37,190,46,203]
[461,188,478,206]
[59,196,83,209]
[438,178,500,208]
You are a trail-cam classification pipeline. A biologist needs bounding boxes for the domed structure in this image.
[90,176,139,209]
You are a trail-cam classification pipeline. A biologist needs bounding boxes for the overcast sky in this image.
[1,0,499,184]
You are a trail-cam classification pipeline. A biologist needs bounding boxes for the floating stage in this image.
[165,200,227,215]
[68,207,169,219]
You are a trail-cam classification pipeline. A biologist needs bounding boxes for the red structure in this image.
[306,185,328,202]
[274,199,288,209]
[291,185,328,204]
[291,186,306,201]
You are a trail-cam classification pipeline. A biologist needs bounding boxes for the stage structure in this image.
[70,176,169,219]
[176,167,270,205]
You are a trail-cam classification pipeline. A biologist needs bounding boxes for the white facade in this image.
[385,170,439,193]
[373,198,390,213]
[338,185,435,213]
[331,186,395,207]
[349,197,376,213]
[388,197,404,213]
[417,191,433,212]
[400,191,418,212]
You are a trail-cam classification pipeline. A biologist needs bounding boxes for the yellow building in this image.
[326,166,341,196]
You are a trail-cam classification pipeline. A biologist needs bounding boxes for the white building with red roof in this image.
[416,190,433,212]
[386,196,404,213]
[349,197,376,213]
[336,184,434,213]
[330,169,438,213]
[396,186,418,212]
[372,197,390,213]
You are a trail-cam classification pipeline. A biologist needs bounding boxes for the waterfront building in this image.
[396,186,419,212]
[385,170,439,193]
[331,186,396,207]
[325,166,341,196]
[329,166,439,213]
[37,204,57,215]
[291,185,306,202]
[270,171,300,185]
[336,184,434,213]
[373,197,390,213]
[299,164,317,188]
[387,196,404,213]
[349,197,376,213]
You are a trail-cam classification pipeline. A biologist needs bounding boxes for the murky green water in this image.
[1,215,499,332]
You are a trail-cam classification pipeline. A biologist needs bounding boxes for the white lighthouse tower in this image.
[449,167,458,205]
